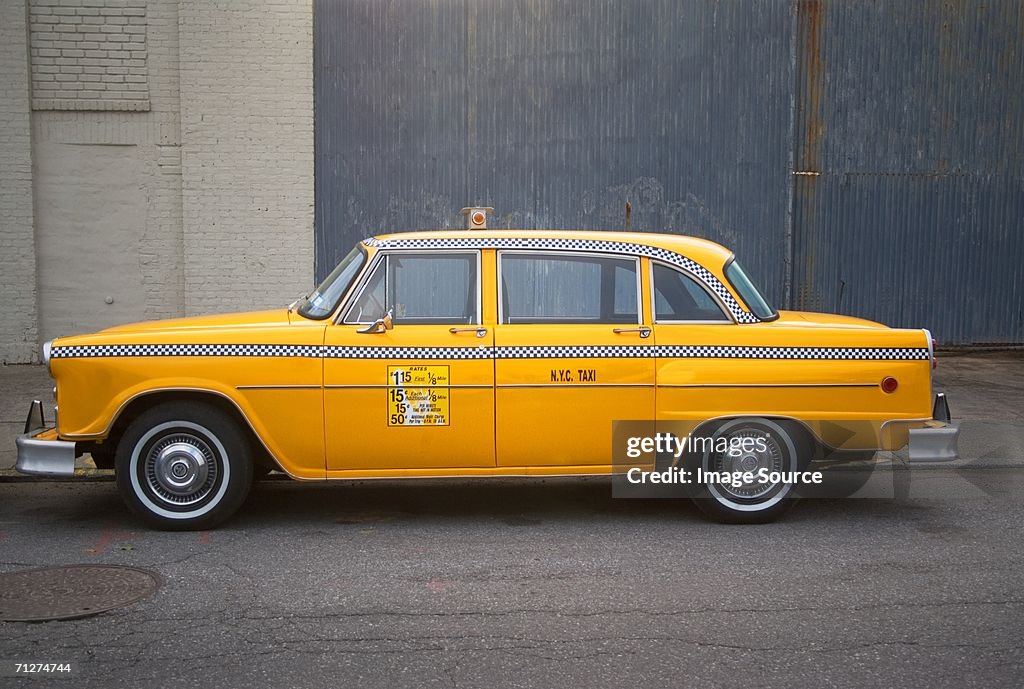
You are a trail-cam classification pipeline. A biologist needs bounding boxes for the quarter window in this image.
[500,253,639,324]
[653,263,730,322]
[346,252,478,325]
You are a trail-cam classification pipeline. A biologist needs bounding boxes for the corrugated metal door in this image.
[790,0,1024,343]
[315,0,1024,344]
[314,0,793,305]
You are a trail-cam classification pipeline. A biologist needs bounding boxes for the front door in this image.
[494,251,656,468]
[324,250,494,473]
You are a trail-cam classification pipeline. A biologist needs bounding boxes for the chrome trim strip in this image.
[498,383,654,389]
[657,383,878,388]
[325,384,492,389]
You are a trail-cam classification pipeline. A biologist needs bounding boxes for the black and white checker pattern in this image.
[51,343,929,362]
[495,345,652,359]
[50,344,322,359]
[655,345,930,360]
[363,236,759,323]
[322,346,493,360]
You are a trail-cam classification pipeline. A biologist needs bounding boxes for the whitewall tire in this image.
[115,401,253,530]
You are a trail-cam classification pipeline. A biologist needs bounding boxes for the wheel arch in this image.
[690,415,821,466]
[95,389,284,474]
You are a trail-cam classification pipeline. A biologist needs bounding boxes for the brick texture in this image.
[179,0,314,315]
[29,0,150,111]
[0,1,39,364]
[31,0,182,343]
[0,0,313,360]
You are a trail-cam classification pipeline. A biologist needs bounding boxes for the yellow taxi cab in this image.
[16,207,958,528]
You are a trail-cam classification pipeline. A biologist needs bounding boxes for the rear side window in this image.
[653,263,730,322]
[500,253,639,324]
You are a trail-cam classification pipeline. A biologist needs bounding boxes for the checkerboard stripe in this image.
[50,344,323,359]
[364,236,762,323]
[322,346,493,360]
[51,343,929,361]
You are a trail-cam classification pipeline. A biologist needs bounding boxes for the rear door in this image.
[494,251,655,468]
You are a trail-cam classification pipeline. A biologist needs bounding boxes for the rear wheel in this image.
[115,401,253,530]
[688,417,809,524]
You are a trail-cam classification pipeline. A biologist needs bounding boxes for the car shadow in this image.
[239,476,705,528]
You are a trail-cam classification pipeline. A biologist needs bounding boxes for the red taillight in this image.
[932,338,938,369]
[881,376,899,394]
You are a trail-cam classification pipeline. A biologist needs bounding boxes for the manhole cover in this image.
[0,565,160,622]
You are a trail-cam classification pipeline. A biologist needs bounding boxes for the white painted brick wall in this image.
[0,0,313,360]
[31,0,182,339]
[0,1,39,364]
[29,0,150,111]
[179,0,314,315]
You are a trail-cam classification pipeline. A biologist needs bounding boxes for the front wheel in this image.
[687,417,809,524]
[115,401,253,530]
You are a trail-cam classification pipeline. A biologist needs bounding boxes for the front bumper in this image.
[15,399,77,477]
[16,429,77,477]
[907,393,959,462]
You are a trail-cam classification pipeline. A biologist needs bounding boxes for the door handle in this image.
[612,327,651,339]
[449,327,488,338]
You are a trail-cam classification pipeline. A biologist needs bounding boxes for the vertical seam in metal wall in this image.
[784,0,798,310]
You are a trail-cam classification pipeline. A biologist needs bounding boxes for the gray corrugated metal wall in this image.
[792,0,1024,343]
[314,0,1024,344]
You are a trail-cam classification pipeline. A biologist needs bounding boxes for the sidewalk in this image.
[3,352,1023,476]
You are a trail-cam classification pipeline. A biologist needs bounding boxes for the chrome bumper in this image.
[16,430,77,476]
[15,399,76,477]
[907,393,959,462]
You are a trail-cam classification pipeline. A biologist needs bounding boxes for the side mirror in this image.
[357,308,393,334]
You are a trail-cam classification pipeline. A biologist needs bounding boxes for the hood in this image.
[773,310,887,329]
[97,309,293,335]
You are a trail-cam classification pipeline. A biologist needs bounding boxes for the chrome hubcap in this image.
[144,433,218,507]
[710,429,784,500]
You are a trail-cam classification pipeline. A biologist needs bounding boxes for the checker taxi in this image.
[17,209,958,528]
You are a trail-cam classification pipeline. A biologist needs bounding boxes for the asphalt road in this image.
[1,352,1022,688]
[1,473,1022,689]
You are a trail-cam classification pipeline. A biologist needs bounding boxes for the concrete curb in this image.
[0,471,115,482]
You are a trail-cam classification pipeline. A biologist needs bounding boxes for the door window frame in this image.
[649,259,736,325]
[339,249,483,326]
[496,250,642,326]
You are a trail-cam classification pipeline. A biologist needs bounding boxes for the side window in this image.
[653,263,730,322]
[346,252,478,324]
[500,253,639,324]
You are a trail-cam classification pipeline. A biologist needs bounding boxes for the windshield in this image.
[724,258,777,321]
[297,245,367,320]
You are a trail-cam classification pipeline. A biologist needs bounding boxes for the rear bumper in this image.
[16,428,77,477]
[907,393,959,462]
